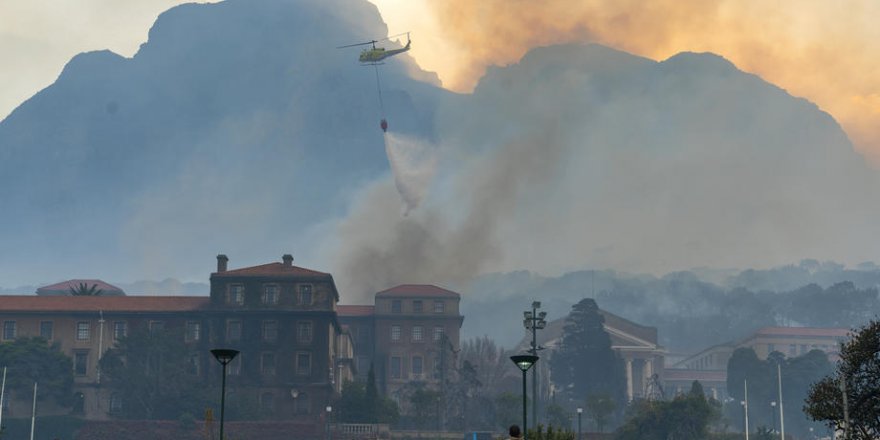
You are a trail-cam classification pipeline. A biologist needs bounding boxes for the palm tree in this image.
[69,283,103,296]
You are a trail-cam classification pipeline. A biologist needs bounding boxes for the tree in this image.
[585,393,616,433]
[410,387,441,432]
[99,327,215,419]
[806,320,880,439]
[615,381,719,440]
[544,403,572,431]
[336,364,399,425]
[551,298,626,410]
[69,282,103,296]
[0,337,73,407]
[495,392,522,430]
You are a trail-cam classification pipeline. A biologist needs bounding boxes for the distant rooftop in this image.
[0,295,209,313]
[36,279,125,296]
[375,284,460,298]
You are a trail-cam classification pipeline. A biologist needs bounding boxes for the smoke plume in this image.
[417,0,880,163]
[383,131,437,214]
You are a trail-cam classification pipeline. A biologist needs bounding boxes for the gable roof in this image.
[375,284,460,298]
[212,262,329,278]
[0,295,209,313]
[36,279,125,295]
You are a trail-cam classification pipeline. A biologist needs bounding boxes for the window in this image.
[261,352,276,376]
[228,284,244,305]
[391,300,402,314]
[188,353,200,376]
[260,392,275,412]
[227,320,242,342]
[297,321,313,344]
[413,300,423,313]
[433,301,445,313]
[295,393,310,415]
[228,354,242,376]
[149,321,164,337]
[109,394,123,415]
[2,321,14,340]
[113,321,127,340]
[390,356,402,379]
[262,320,278,343]
[75,351,88,376]
[433,326,444,341]
[296,352,312,375]
[299,285,313,305]
[262,285,279,305]
[76,322,90,341]
[391,325,401,341]
[185,321,201,342]
[40,321,53,340]
[412,326,423,342]
[412,356,423,377]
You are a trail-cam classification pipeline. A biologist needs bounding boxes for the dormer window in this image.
[228,285,244,305]
[262,285,279,305]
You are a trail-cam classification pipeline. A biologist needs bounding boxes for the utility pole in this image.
[523,301,547,428]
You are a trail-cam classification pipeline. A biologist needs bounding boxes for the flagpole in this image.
[29,382,37,440]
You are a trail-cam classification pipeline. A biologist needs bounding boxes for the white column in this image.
[625,358,633,401]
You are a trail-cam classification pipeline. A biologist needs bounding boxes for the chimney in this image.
[282,254,294,267]
[217,254,228,273]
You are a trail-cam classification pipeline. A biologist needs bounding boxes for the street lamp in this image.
[211,348,239,440]
[576,407,582,440]
[523,301,547,428]
[511,355,539,440]
[770,401,777,437]
[326,405,332,440]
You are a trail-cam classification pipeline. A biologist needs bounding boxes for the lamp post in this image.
[211,349,239,440]
[770,401,777,437]
[576,407,582,440]
[511,355,539,440]
[326,405,332,440]
[523,302,547,428]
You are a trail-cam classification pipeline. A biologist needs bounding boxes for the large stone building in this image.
[0,254,354,426]
[338,284,464,400]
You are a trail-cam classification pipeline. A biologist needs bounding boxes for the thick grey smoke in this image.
[383,132,437,214]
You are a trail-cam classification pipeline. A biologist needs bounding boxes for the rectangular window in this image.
[185,321,201,342]
[390,356,402,379]
[149,321,164,337]
[228,284,244,305]
[2,321,15,340]
[297,321,313,344]
[296,352,312,375]
[391,325,401,341]
[433,301,445,313]
[227,320,242,342]
[76,322,90,341]
[299,285,313,305]
[228,354,242,376]
[413,300,423,313]
[113,321,127,340]
[40,321,53,340]
[391,300,402,314]
[412,356,423,376]
[262,285,279,305]
[74,352,88,376]
[262,320,278,343]
[261,352,276,376]
[188,353,200,376]
[433,326,444,341]
[412,326,423,342]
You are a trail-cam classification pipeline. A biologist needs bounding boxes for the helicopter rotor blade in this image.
[336,40,377,49]
[376,32,411,43]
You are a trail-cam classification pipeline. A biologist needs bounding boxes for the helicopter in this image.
[337,32,411,65]
[337,32,411,132]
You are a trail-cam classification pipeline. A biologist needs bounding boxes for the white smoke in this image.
[383,131,437,214]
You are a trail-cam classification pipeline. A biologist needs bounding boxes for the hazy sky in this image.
[2,1,878,162]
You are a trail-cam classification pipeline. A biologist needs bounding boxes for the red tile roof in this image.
[753,326,851,338]
[375,284,460,298]
[0,295,209,313]
[212,262,329,278]
[36,279,125,295]
[337,305,375,317]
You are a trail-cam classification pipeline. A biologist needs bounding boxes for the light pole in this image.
[523,302,547,428]
[770,401,777,437]
[742,378,750,440]
[576,407,582,440]
[776,362,785,440]
[211,349,239,440]
[511,355,539,440]
[326,405,332,440]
